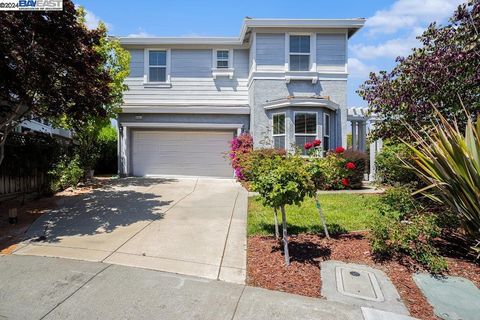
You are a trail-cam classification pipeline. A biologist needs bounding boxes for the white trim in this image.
[311,33,317,72]
[121,106,250,114]
[344,32,348,74]
[212,49,234,79]
[251,32,257,73]
[144,48,171,85]
[121,122,244,129]
[117,18,365,46]
[247,71,347,87]
[263,98,339,111]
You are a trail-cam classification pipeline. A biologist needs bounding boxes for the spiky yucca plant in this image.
[403,112,479,255]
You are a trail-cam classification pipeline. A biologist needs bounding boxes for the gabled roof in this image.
[117,18,365,46]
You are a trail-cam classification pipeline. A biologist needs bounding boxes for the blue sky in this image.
[75,0,465,106]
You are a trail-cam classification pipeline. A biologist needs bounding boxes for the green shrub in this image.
[309,149,367,190]
[49,155,83,192]
[95,125,118,174]
[239,148,286,182]
[377,186,419,219]
[310,153,347,190]
[375,143,418,186]
[370,187,447,273]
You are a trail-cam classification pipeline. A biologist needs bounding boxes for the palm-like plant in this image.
[403,111,479,255]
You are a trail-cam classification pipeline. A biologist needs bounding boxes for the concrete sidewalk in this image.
[0,255,362,320]
[12,178,247,284]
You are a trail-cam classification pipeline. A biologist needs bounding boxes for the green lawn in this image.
[248,194,380,236]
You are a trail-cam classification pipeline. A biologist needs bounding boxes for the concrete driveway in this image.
[13,178,247,284]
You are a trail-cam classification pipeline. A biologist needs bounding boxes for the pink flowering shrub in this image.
[228,133,253,180]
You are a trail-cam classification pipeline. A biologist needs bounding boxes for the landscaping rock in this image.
[321,261,409,315]
[413,273,480,320]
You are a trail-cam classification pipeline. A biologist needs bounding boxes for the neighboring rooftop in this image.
[118,18,366,46]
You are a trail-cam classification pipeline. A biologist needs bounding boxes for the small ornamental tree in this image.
[252,154,315,265]
[358,0,480,142]
[305,139,331,239]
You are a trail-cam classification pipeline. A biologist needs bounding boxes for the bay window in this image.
[272,113,286,149]
[295,112,317,155]
[323,113,331,151]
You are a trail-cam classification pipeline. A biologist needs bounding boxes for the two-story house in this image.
[117,18,365,178]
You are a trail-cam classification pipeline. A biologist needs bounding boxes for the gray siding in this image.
[129,49,144,78]
[124,48,249,107]
[256,33,285,71]
[171,49,211,77]
[234,49,249,78]
[248,79,347,149]
[316,33,346,72]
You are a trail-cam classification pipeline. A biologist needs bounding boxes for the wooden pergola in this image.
[347,107,382,181]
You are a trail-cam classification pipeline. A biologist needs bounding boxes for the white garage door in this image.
[131,130,234,178]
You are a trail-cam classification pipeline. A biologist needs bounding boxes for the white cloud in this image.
[348,58,377,79]
[127,28,155,37]
[366,0,463,34]
[352,27,424,60]
[83,9,112,30]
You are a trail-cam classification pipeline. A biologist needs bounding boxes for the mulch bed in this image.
[247,232,480,320]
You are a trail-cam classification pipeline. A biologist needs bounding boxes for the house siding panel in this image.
[316,33,346,72]
[234,49,249,79]
[123,48,249,107]
[129,49,144,78]
[171,49,212,78]
[256,33,285,71]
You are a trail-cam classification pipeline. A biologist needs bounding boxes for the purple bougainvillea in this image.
[228,133,253,180]
[357,0,479,142]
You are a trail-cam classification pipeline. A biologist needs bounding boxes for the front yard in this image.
[248,194,379,236]
[246,193,480,320]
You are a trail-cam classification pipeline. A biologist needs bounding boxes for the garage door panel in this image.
[131,130,233,178]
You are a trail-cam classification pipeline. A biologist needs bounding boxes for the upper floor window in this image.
[216,50,230,69]
[323,113,331,151]
[148,50,167,82]
[289,35,310,71]
[272,113,286,149]
[295,112,317,155]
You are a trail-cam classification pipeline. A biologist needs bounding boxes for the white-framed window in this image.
[216,50,230,69]
[289,34,311,71]
[294,112,317,155]
[272,113,286,149]
[323,113,331,151]
[145,49,170,83]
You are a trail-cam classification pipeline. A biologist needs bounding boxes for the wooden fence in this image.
[0,166,49,200]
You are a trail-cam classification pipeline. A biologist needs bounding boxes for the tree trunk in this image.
[315,194,330,239]
[280,205,290,266]
[273,207,280,240]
